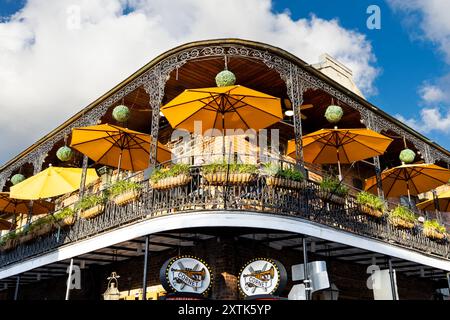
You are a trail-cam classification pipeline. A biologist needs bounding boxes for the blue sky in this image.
[0,0,449,164]
[272,0,450,146]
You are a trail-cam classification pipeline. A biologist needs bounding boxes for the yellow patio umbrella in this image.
[70,124,171,172]
[417,189,450,212]
[287,128,393,179]
[0,218,15,231]
[365,164,450,200]
[160,85,283,153]
[0,192,54,215]
[10,166,99,200]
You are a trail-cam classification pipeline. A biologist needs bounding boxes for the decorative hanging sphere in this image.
[112,105,130,122]
[399,149,416,164]
[56,146,73,162]
[325,105,344,123]
[215,70,236,87]
[11,174,25,185]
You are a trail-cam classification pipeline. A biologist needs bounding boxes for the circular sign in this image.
[238,258,287,297]
[160,256,213,295]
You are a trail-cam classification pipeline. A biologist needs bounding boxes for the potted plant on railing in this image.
[388,205,416,229]
[423,220,447,240]
[319,177,349,205]
[28,215,53,237]
[262,163,304,189]
[355,191,385,218]
[0,231,18,251]
[149,164,191,190]
[109,180,142,205]
[77,194,106,219]
[203,162,258,185]
[53,207,76,227]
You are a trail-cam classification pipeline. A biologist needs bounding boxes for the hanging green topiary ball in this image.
[399,149,416,164]
[325,105,344,124]
[11,173,25,185]
[215,70,236,87]
[112,105,130,122]
[56,146,73,162]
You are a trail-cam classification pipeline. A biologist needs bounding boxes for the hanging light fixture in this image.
[103,272,121,300]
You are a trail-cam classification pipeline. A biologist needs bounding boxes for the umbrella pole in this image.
[336,149,343,181]
[117,149,123,182]
[222,113,226,160]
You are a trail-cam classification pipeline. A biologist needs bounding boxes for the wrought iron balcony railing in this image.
[0,164,449,268]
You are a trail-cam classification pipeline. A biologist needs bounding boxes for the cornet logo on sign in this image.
[238,258,287,297]
[160,256,213,295]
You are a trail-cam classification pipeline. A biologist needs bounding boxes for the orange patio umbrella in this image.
[0,192,54,215]
[287,128,393,179]
[160,85,283,154]
[0,218,15,231]
[71,124,171,173]
[417,189,450,212]
[365,163,450,200]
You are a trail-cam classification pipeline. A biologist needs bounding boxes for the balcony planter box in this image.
[423,227,446,240]
[318,191,346,206]
[112,190,141,206]
[18,232,35,244]
[80,205,104,219]
[389,217,415,229]
[1,239,16,251]
[56,215,76,227]
[204,172,255,185]
[33,223,53,237]
[359,205,383,218]
[150,174,191,190]
[266,177,303,189]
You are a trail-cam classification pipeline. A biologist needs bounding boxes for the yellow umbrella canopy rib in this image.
[161,85,283,133]
[287,128,393,163]
[365,164,450,198]
[10,166,99,200]
[71,124,171,171]
[0,192,54,215]
[417,189,450,212]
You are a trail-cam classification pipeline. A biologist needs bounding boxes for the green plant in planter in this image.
[109,180,142,198]
[169,163,190,176]
[76,194,105,211]
[356,192,385,211]
[53,207,75,221]
[389,206,417,223]
[279,167,304,182]
[149,167,169,184]
[203,161,228,174]
[150,164,190,184]
[423,220,446,233]
[320,177,349,197]
[229,163,258,174]
[28,215,53,233]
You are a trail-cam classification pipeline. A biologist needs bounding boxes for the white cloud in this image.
[0,0,379,165]
[419,84,446,103]
[388,0,450,138]
[396,108,450,134]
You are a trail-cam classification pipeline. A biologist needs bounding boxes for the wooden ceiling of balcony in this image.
[99,56,364,141]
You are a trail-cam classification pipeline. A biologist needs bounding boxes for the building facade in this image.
[0,39,449,300]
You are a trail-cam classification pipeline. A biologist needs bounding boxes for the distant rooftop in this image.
[313,53,364,98]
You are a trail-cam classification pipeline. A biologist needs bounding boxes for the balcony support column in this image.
[302,237,311,300]
[388,258,397,300]
[142,235,150,300]
[13,275,20,301]
[288,65,305,172]
[144,66,167,169]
